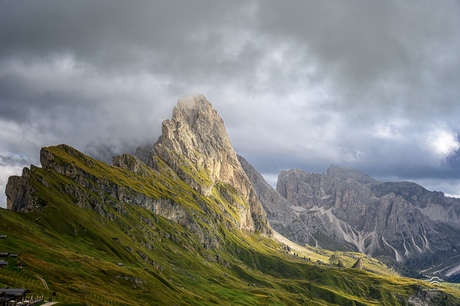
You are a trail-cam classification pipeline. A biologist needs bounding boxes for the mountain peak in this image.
[326,164,379,186]
[155,95,228,160]
[137,95,271,235]
[155,95,237,187]
[176,93,210,109]
[172,94,218,128]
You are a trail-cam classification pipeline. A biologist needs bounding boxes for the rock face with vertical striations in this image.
[240,161,460,280]
[275,165,460,256]
[135,95,271,235]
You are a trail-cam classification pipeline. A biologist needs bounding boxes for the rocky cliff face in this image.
[241,162,460,280]
[136,95,271,235]
[238,156,344,249]
[277,168,421,253]
[237,155,313,242]
[6,167,39,212]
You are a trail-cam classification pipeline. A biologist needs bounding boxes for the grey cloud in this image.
[0,1,259,77]
[0,153,30,167]
[1,1,460,208]
[255,1,460,117]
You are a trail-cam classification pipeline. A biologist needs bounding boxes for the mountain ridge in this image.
[2,94,460,304]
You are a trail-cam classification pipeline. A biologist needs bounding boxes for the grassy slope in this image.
[0,145,459,305]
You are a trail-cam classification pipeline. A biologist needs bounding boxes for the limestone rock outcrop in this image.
[136,95,271,236]
[352,258,364,269]
[6,167,38,212]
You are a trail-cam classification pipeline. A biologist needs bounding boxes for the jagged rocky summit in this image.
[6,94,271,238]
[134,95,270,235]
[240,162,460,281]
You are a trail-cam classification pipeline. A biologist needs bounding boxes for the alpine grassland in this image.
[1,145,459,305]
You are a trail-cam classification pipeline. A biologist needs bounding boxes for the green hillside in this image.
[1,145,459,305]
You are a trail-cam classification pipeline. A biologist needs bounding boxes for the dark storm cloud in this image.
[0,1,261,78]
[249,1,460,136]
[0,1,263,142]
[1,0,460,207]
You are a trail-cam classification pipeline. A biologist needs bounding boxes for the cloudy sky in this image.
[1,1,460,207]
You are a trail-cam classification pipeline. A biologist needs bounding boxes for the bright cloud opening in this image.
[427,128,460,158]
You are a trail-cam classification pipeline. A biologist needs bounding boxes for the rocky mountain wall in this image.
[241,161,460,280]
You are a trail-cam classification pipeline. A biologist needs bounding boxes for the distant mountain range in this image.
[2,95,460,304]
[240,158,460,282]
